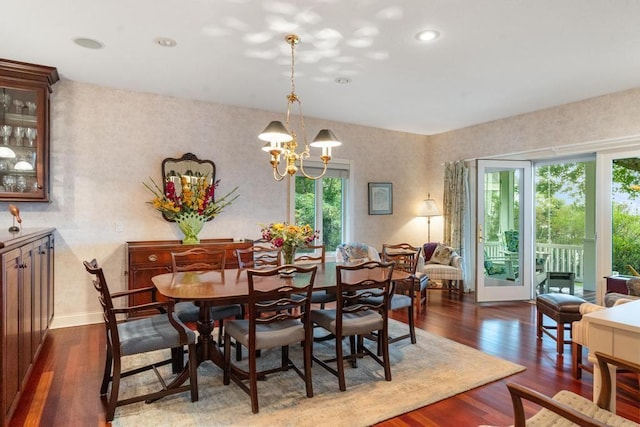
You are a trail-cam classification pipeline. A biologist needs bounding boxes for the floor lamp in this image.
[418,194,441,242]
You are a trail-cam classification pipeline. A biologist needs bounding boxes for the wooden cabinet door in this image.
[2,248,20,420]
[19,243,33,384]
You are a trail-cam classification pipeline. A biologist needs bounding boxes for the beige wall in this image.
[24,80,429,327]
[426,88,640,197]
[24,80,640,327]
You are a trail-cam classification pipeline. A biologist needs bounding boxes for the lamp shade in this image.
[259,121,293,143]
[310,129,341,148]
[418,196,441,217]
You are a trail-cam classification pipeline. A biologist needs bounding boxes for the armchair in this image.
[335,242,380,263]
[420,243,464,294]
[507,352,640,427]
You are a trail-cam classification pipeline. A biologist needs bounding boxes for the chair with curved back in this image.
[507,352,640,426]
[223,264,317,413]
[377,243,422,344]
[83,259,198,421]
[311,260,395,391]
[170,247,243,361]
[236,244,282,270]
[294,244,335,309]
[295,243,326,263]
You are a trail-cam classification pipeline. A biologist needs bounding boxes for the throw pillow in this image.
[627,277,640,296]
[428,244,453,265]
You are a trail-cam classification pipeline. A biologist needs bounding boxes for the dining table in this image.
[151,261,410,378]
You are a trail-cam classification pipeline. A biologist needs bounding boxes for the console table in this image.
[584,299,640,410]
[605,275,635,294]
[125,238,252,311]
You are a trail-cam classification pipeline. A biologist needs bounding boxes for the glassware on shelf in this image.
[2,175,16,192]
[25,128,37,146]
[0,93,10,112]
[0,160,8,172]
[15,176,26,193]
[0,126,12,145]
[12,127,25,146]
[25,101,36,115]
[12,99,24,114]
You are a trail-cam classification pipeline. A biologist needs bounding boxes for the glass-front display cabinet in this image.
[0,59,59,201]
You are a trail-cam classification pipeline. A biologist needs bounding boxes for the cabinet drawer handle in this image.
[148,254,158,262]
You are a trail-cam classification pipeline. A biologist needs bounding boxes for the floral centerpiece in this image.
[260,222,318,264]
[144,175,239,244]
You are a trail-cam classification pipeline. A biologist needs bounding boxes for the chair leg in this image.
[557,322,564,355]
[223,332,232,386]
[101,342,113,395]
[187,343,199,402]
[380,326,392,381]
[249,343,259,413]
[572,342,582,379]
[336,336,346,391]
[408,298,417,344]
[349,335,357,368]
[303,331,314,398]
[217,319,224,343]
[106,351,121,422]
[536,308,543,340]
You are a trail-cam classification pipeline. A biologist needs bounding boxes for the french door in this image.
[476,160,534,302]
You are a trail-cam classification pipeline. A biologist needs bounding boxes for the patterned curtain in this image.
[443,161,468,252]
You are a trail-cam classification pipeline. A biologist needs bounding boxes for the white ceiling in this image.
[4,0,640,135]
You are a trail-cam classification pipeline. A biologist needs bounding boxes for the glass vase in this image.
[282,244,297,265]
[176,213,205,244]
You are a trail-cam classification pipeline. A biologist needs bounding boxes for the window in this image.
[293,161,350,257]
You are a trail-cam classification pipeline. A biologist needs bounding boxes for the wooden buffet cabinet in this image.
[0,228,54,426]
[125,238,253,308]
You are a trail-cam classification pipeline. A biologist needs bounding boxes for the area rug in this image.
[112,319,525,426]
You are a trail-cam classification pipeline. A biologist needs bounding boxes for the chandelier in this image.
[259,34,342,181]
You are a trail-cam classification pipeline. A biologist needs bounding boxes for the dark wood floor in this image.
[10,290,640,426]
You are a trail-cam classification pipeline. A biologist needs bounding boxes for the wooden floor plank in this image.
[10,290,640,426]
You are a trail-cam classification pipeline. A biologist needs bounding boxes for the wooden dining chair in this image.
[311,260,395,391]
[83,259,198,421]
[223,264,317,413]
[236,244,281,269]
[379,243,422,344]
[293,244,335,310]
[170,248,243,361]
[294,243,326,263]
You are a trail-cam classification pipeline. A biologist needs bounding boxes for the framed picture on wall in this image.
[368,182,393,215]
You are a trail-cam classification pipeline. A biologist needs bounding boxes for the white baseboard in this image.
[50,311,104,329]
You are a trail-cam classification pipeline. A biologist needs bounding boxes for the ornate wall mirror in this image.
[161,152,216,221]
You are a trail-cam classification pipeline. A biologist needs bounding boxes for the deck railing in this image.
[485,242,584,281]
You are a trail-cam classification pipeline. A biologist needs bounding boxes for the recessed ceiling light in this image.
[335,77,351,84]
[154,37,177,47]
[415,30,440,42]
[73,38,104,49]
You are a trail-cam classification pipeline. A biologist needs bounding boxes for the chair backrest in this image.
[381,243,421,275]
[246,264,317,325]
[335,260,394,320]
[236,244,282,269]
[295,244,326,264]
[171,247,226,272]
[335,242,381,263]
[83,259,119,344]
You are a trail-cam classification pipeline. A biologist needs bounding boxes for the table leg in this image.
[195,301,225,369]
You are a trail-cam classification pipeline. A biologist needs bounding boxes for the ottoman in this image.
[536,293,586,355]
